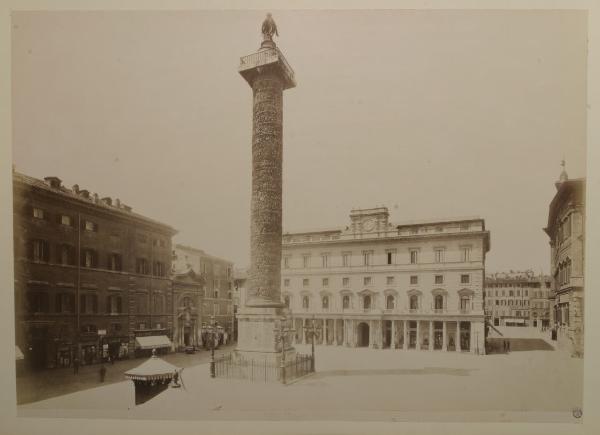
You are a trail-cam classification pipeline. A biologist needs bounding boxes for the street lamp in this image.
[209,315,216,378]
[302,315,321,372]
[274,315,295,384]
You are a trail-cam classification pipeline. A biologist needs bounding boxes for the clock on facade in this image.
[362,218,377,232]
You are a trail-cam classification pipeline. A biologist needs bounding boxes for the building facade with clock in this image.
[280,206,490,354]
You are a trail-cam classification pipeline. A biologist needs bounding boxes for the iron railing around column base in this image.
[213,353,314,383]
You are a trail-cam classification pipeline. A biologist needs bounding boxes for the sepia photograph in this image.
[1,2,599,435]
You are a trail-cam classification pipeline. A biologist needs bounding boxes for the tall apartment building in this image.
[544,163,585,357]
[280,207,490,354]
[484,271,551,328]
[171,244,235,344]
[13,171,177,370]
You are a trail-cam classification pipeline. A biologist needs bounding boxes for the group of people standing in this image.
[199,326,229,350]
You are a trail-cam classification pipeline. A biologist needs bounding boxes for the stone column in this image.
[333,319,338,345]
[247,72,283,308]
[456,321,461,352]
[236,35,297,363]
[469,321,475,353]
[403,320,408,350]
[442,321,447,351]
[391,320,396,349]
[416,321,421,350]
[343,320,348,346]
[428,321,433,351]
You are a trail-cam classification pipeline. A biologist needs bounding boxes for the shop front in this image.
[135,335,173,357]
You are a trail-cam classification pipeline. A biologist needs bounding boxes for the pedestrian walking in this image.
[73,357,80,375]
[99,365,107,383]
[507,340,511,352]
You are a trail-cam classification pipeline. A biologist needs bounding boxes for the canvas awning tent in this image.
[124,353,180,381]
[15,346,24,361]
[135,335,172,350]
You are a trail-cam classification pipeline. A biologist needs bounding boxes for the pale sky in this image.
[12,10,587,273]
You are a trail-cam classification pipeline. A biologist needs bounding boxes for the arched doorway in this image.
[357,322,370,347]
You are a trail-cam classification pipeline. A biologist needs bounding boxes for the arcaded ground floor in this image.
[291,316,485,354]
[18,340,582,423]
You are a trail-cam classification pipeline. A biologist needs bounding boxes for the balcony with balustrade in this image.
[239,47,296,90]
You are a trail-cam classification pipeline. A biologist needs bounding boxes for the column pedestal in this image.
[235,307,296,363]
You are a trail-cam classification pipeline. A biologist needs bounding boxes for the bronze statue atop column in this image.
[261,13,279,41]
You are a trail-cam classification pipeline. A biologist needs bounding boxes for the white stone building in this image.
[281,207,490,354]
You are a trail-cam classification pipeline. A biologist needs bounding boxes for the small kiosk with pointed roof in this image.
[125,349,181,405]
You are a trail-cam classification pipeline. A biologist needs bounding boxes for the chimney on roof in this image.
[44,176,62,189]
[115,198,121,208]
[79,189,90,199]
[101,197,112,206]
[93,193,99,203]
[72,184,80,194]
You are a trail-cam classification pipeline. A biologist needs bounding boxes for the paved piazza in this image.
[18,343,582,423]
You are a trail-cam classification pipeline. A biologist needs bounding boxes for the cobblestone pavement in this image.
[18,343,583,422]
[16,343,236,405]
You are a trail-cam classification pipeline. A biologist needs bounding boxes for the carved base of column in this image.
[235,307,296,363]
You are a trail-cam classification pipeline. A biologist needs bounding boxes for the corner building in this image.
[281,207,490,354]
[544,164,585,357]
[13,172,176,369]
